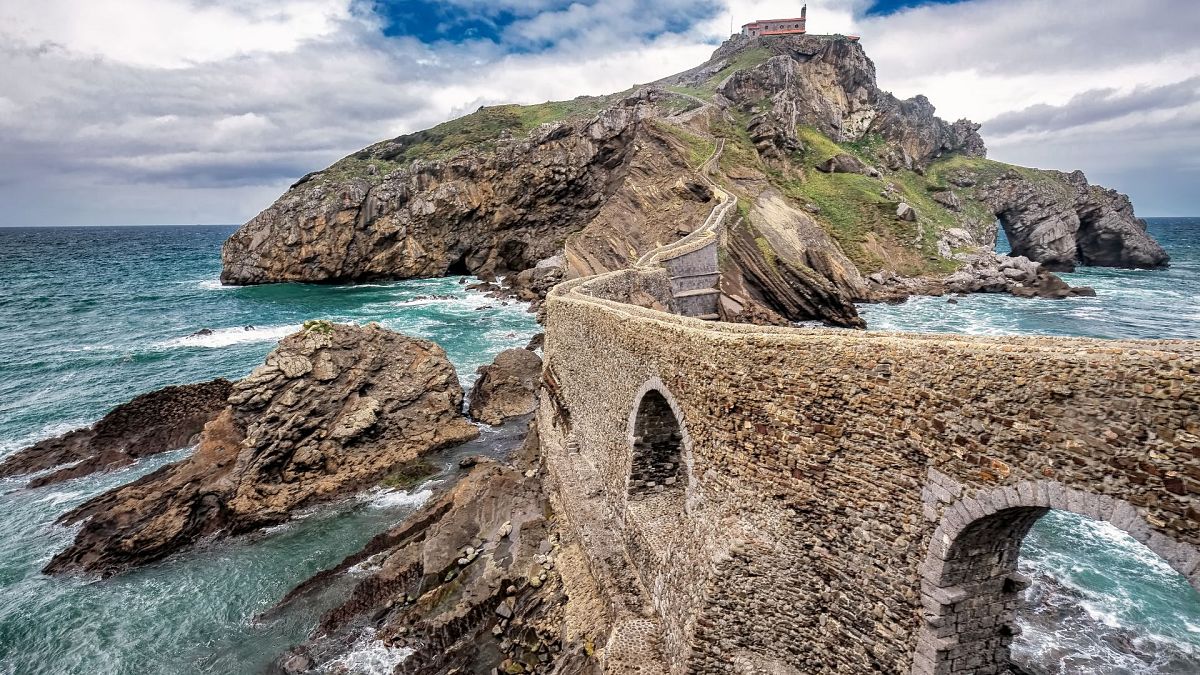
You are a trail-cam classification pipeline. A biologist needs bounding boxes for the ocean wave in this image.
[158,324,300,349]
[196,279,235,291]
[0,420,86,461]
[360,486,434,510]
[322,630,412,674]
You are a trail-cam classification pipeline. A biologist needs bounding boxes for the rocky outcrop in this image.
[978,169,1168,271]
[270,422,602,675]
[815,154,877,176]
[723,191,867,328]
[705,36,986,169]
[468,348,544,426]
[868,252,1095,300]
[221,106,640,285]
[219,31,1166,323]
[44,323,478,577]
[0,379,233,488]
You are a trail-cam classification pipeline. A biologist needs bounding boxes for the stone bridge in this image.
[537,170,1200,673]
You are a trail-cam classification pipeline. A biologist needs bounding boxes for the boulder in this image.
[0,379,233,488]
[896,203,917,222]
[1010,272,1097,299]
[815,153,871,175]
[930,189,961,210]
[468,348,544,426]
[44,323,478,577]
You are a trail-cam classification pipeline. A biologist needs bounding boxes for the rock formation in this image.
[0,379,233,488]
[220,33,1167,327]
[44,322,478,577]
[468,348,544,426]
[270,422,600,675]
[978,169,1168,271]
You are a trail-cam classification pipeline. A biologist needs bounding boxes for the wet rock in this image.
[0,379,234,488]
[468,349,544,426]
[268,422,601,675]
[44,323,478,577]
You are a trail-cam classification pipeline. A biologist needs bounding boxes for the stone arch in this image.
[912,480,1200,675]
[625,378,695,512]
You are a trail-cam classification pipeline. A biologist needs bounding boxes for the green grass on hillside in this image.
[652,121,717,169]
[305,95,622,187]
[668,46,774,98]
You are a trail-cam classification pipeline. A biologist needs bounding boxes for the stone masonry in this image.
[539,235,1200,673]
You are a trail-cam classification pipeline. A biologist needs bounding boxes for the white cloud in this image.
[0,0,358,68]
[0,0,1197,226]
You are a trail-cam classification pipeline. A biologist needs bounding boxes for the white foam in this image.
[158,324,300,349]
[35,490,85,507]
[0,420,87,460]
[322,631,412,674]
[361,486,434,510]
[197,279,234,291]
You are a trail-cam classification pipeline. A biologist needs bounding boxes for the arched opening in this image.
[915,488,1200,675]
[628,389,684,503]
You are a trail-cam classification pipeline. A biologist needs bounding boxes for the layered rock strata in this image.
[45,322,478,577]
[0,379,232,488]
[271,422,603,675]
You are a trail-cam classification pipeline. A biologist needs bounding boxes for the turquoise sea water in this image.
[0,220,1196,673]
[0,225,540,675]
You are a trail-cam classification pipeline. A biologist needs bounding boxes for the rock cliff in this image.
[0,379,232,488]
[45,322,478,577]
[221,34,1167,327]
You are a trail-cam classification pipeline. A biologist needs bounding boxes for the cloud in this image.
[0,0,1197,226]
[983,78,1200,136]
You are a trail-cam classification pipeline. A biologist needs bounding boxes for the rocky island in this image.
[221,33,1166,328]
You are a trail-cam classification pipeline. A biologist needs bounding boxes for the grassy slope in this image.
[303,95,626,187]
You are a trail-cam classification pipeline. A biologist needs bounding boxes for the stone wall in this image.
[540,267,1200,674]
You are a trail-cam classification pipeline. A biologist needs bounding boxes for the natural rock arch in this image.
[912,481,1200,675]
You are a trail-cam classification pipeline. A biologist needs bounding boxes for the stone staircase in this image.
[636,138,735,321]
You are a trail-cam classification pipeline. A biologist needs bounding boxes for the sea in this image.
[0,218,1197,674]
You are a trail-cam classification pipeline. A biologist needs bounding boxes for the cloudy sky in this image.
[0,0,1196,227]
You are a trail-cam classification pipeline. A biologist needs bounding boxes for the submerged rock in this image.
[0,379,233,488]
[44,323,478,577]
[468,348,544,426]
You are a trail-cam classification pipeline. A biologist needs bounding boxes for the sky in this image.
[0,0,1196,227]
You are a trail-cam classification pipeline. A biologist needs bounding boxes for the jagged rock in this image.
[0,379,233,488]
[896,203,917,222]
[723,191,866,328]
[746,112,803,161]
[710,36,986,168]
[44,323,478,577]
[978,169,1168,270]
[468,348,544,426]
[930,189,961,210]
[268,422,602,674]
[221,105,641,285]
